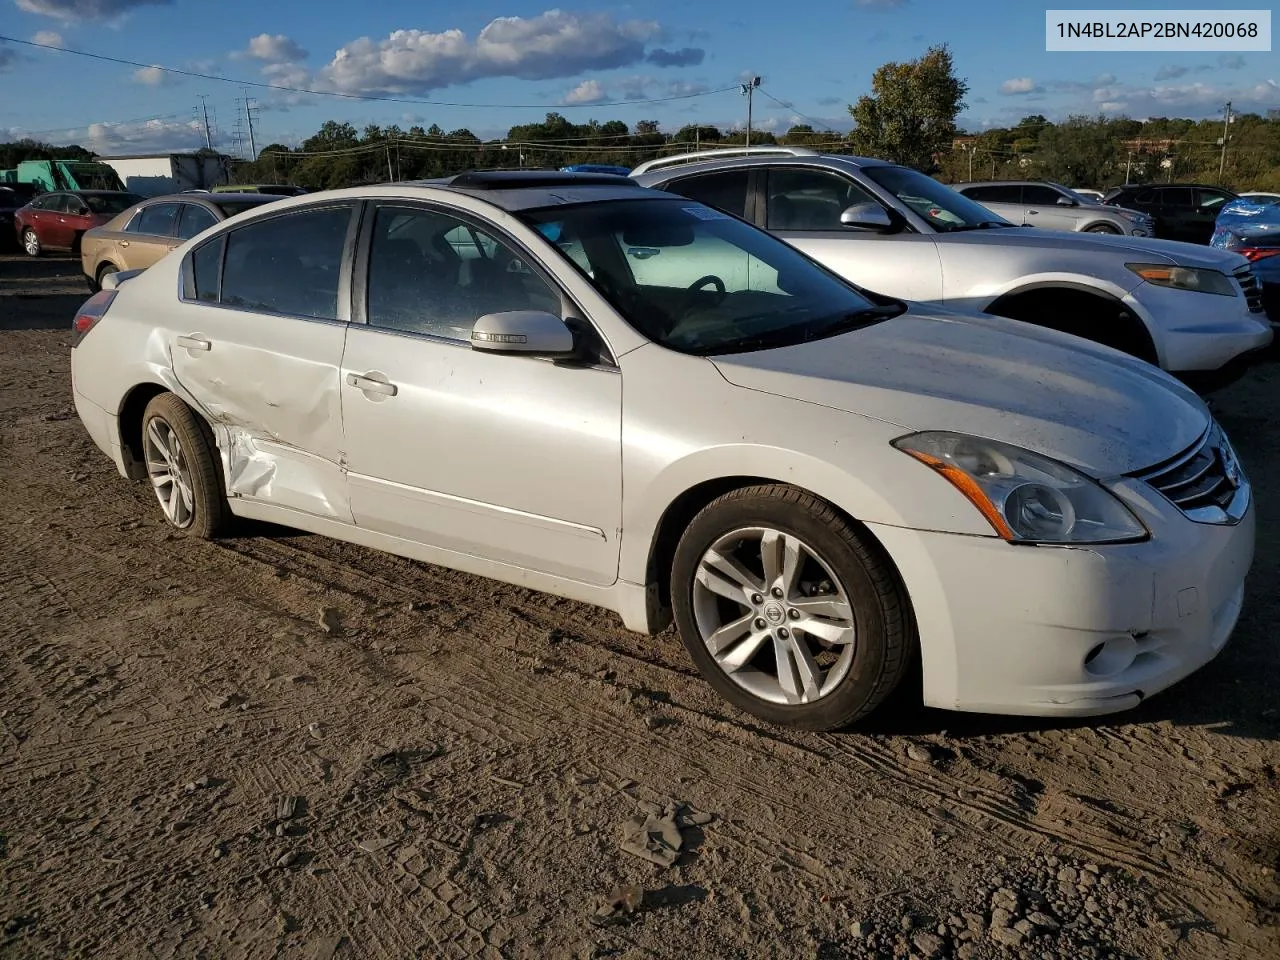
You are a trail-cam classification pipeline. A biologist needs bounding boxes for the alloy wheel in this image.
[691,526,857,705]
[143,416,195,528]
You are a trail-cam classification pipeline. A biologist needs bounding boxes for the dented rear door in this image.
[169,202,359,521]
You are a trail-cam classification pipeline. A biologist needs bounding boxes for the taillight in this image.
[72,290,116,347]
[1239,247,1280,263]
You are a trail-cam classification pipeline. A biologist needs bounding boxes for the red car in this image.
[15,190,143,257]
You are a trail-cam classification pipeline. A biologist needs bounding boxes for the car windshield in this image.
[83,193,144,214]
[1051,183,1094,205]
[519,198,902,357]
[863,166,1016,232]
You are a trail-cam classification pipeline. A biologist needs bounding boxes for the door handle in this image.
[1027,209,1039,215]
[346,373,398,397]
[120,241,130,248]
[176,335,211,351]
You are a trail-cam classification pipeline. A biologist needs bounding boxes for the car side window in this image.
[1022,185,1063,205]
[191,235,224,303]
[662,170,750,219]
[1158,187,1193,208]
[1195,188,1233,212]
[49,194,73,213]
[133,203,181,237]
[964,185,1022,204]
[220,206,352,320]
[175,204,218,240]
[1132,189,1155,205]
[366,205,561,342]
[766,169,878,230]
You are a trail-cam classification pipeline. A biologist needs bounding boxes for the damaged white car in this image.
[71,172,1254,729]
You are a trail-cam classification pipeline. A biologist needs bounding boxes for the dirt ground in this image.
[1,252,1277,960]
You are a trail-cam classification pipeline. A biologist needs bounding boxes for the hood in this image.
[939,225,1249,270]
[711,306,1209,476]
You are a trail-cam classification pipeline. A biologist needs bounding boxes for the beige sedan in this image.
[80,192,280,291]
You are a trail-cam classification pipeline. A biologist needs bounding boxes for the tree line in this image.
[4,43,1278,192]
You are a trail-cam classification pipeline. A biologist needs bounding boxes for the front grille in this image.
[1235,263,1264,314]
[1132,425,1244,522]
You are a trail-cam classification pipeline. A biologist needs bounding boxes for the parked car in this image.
[0,183,39,250]
[1212,197,1280,323]
[211,184,307,196]
[15,190,143,257]
[954,180,1153,236]
[631,148,1271,388]
[80,192,281,291]
[1101,183,1238,244]
[71,171,1253,729]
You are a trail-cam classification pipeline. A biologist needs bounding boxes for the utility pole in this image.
[198,95,213,149]
[386,143,393,183]
[244,92,258,159]
[1125,149,1133,184]
[741,76,761,147]
[1219,100,1232,178]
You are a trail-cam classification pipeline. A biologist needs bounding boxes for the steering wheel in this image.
[684,274,727,309]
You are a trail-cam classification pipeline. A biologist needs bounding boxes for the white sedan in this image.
[70,172,1254,729]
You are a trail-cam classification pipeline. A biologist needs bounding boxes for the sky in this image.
[0,0,1276,156]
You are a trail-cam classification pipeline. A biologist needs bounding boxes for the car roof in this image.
[399,170,661,212]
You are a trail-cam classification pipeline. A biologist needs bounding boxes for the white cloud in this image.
[563,79,608,105]
[131,64,175,86]
[236,33,309,64]
[33,30,65,47]
[16,0,169,21]
[317,11,667,96]
[999,77,1039,95]
[10,117,206,153]
[1154,64,1190,80]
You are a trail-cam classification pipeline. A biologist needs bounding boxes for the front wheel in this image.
[141,393,229,538]
[1085,223,1120,234]
[671,485,914,730]
[22,228,41,257]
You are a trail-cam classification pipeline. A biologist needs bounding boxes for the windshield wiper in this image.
[947,220,1018,232]
[803,303,905,339]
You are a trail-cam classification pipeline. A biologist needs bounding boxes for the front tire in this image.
[22,228,41,257]
[670,484,913,730]
[1085,223,1121,234]
[140,393,229,539]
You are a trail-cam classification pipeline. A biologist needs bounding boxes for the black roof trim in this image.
[445,170,636,190]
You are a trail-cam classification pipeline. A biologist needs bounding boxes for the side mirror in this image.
[471,310,575,357]
[839,203,895,233]
[1056,196,1078,207]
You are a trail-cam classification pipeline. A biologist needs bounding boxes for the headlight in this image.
[892,432,1148,544]
[1126,263,1235,297]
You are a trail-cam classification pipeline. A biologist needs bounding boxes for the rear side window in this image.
[176,204,218,240]
[963,185,1022,203]
[766,169,879,230]
[1158,187,1193,208]
[219,206,352,320]
[663,170,750,218]
[191,235,224,303]
[131,203,181,236]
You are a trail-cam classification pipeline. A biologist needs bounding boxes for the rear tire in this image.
[140,393,229,539]
[670,484,913,730]
[94,262,119,292]
[22,228,41,257]
[1085,223,1121,234]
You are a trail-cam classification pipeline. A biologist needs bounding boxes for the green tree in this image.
[848,43,968,171]
[1033,115,1120,187]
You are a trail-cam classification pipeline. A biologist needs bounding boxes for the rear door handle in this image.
[176,335,211,351]
[346,373,398,397]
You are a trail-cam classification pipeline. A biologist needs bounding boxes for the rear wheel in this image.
[140,393,229,539]
[1085,223,1121,234]
[670,484,913,730]
[22,228,41,257]
[94,262,119,292]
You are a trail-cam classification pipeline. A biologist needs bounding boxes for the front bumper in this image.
[868,476,1254,717]
[1126,282,1273,373]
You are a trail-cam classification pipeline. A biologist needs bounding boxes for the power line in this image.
[757,88,843,134]
[0,34,738,110]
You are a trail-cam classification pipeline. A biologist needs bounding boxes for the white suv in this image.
[632,148,1272,387]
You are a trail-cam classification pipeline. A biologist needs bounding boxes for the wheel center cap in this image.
[763,603,785,625]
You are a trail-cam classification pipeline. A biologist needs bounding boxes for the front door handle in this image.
[346,372,398,397]
[120,241,130,248]
[176,335,211,351]
[1026,209,1039,215]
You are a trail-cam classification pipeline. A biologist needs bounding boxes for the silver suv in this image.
[631,147,1271,385]
[955,180,1153,236]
